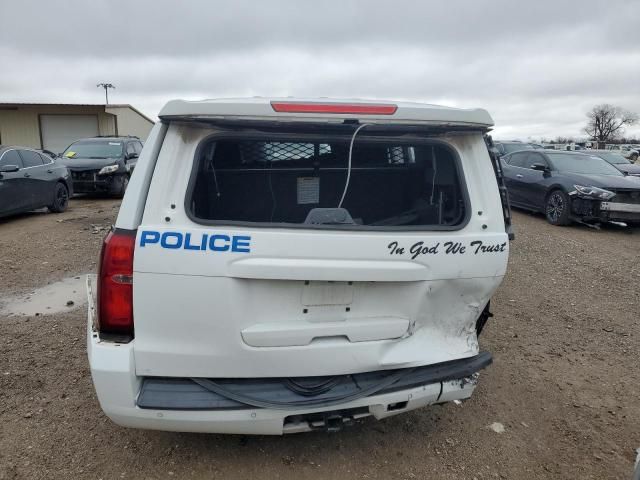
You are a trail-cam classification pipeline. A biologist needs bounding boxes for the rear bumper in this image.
[137,352,491,411]
[88,345,489,434]
[87,275,492,435]
[89,344,485,435]
[87,286,490,435]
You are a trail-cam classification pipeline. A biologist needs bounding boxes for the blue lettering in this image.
[139,231,250,254]
[209,234,230,251]
[140,230,160,247]
[184,233,201,251]
[232,235,251,253]
[161,232,183,249]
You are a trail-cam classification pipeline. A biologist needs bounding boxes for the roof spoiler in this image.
[158,116,491,135]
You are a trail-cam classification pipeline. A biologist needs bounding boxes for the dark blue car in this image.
[501,150,640,226]
[0,146,72,218]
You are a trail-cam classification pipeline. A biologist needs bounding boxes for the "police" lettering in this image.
[139,230,251,253]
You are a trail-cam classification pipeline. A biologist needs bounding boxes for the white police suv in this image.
[87,98,512,434]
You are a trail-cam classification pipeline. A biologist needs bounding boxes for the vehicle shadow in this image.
[0,208,50,225]
[512,207,639,234]
[125,407,445,475]
[71,192,118,200]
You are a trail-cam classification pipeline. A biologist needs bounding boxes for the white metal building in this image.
[0,103,155,153]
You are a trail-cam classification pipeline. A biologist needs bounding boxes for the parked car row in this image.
[589,150,640,176]
[605,144,639,162]
[0,136,142,219]
[495,141,640,159]
[493,143,640,227]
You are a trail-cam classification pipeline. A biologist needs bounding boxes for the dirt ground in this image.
[0,198,639,480]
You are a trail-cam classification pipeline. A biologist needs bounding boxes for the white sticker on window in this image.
[297,177,320,204]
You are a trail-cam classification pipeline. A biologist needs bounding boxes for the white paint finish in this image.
[115,123,168,230]
[301,281,353,306]
[128,123,507,378]
[227,257,430,282]
[40,114,99,152]
[89,277,477,435]
[131,275,497,377]
[134,228,508,280]
[89,102,511,433]
[159,97,494,127]
[240,316,410,347]
[87,306,476,434]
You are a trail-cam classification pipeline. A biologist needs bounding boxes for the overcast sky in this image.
[1,0,639,140]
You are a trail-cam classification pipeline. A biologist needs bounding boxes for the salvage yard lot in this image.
[0,200,638,480]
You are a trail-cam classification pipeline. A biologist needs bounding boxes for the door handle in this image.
[516,174,523,178]
[47,169,53,173]
[24,172,31,178]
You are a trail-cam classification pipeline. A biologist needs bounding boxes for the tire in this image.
[545,189,571,226]
[48,182,69,213]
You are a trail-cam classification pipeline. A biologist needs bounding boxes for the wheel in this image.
[48,182,69,213]
[545,190,571,226]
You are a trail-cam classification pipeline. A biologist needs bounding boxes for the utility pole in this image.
[96,83,115,104]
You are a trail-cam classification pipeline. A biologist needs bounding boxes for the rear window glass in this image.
[188,135,468,229]
[20,150,44,167]
[502,143,533,154]
[0,150,23,168]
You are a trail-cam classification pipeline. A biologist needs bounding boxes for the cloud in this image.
[1,0,639,139]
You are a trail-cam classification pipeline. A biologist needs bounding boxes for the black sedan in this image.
[57,136,142,197]
[588,150,640,177]
[501,150,640,226]
[0,146,72,219]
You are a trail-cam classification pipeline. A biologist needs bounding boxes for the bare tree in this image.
[583,104,637,147]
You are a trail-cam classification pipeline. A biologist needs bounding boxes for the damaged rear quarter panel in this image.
[379,276,503,368]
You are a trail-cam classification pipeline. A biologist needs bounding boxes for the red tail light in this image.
[97,229,136,340]
[270,101,397,115]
